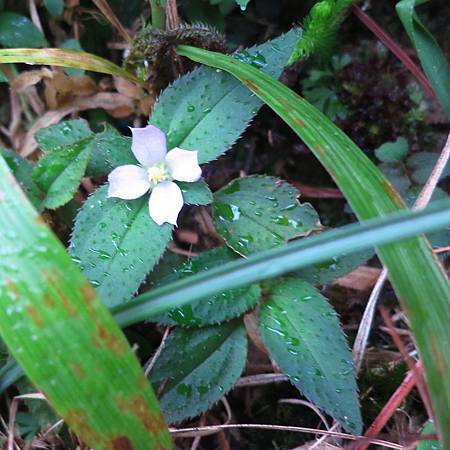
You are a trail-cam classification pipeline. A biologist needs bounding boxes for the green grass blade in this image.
[177,45,450,445]
[0,156,172,450]
[0,48,140,84]
[113,201,450,324]
[3,201,450,397]
[396,0,450,118]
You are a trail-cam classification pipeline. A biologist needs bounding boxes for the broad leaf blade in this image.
[260,278,361,433]
[0,156,172,450]
[152,247,261,326]
[0,12,48,48]
[150,321,247,423]
[176,45,450,445]
[33,137,93,209]
[150,29,301,163]
[213,176,320,255]
[70,186,173,307]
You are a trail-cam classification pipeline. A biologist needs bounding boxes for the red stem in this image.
[351,5,436,99]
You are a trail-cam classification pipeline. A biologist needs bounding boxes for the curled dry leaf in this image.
[44,71,97,110]
[10,68,53,92]
[21,92,135,156]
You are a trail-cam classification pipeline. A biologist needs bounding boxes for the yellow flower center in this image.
[147,163,170,185]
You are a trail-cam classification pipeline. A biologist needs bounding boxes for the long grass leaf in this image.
[0,48,139,84]
[0,156,172,450]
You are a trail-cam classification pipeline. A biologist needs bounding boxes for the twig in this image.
[278,398,331,430]
[169,423,404,449]
[91,0,132,45]
[235,373,289,387]
[351,5,435,99]
[144,327,170,375]
[29,0,44,33]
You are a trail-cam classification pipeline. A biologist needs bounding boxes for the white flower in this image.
[107,125,202,226]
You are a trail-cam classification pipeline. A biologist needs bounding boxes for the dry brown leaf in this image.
[333,266,382,292]
[11,68,53,92]
[21,92,135,156]
[113,76,144,99]
[44,71,97,109]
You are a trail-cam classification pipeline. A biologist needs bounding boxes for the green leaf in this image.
[0,156,172,450]
[150,29,301,164]
[0,48,140,85]
[259,278,361,433]
[152,247,261,326]
[85,124,135,177]
[378,162,411,193]
[150,320,247,423]
[0,148,42,208]
[293,249,374,285]
[0,67,7,83]
[418,421,441,450]
[396,0,450,118]
[235,0,250,10]
[213,176,320,256]
[178,179,213,205]
[406,152,450,185]
[60,39,84,76]
[175,45,450,446]
[32,137,93,209]
[35,119,93,151]
[375,137,409,163]
[0,12,48,48]
[44,0,64,17]
[70,186,173,308]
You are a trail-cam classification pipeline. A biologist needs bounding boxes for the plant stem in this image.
[150,0,167,30]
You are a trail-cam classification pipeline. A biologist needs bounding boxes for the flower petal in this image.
[149,181,184,226]
[130,125,167,166]
[107,165,150,200]
[166,147,202,182]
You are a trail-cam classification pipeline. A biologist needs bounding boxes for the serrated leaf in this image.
[213,176,320,256]
[150,320,247,423]
[32,137,93,209]
[85,125,135,176]
[44,0,64,17]
[151,247,261,326]
[0,12,48,48]
[70,186,173,307]
[293,248,374,285]
[375,137,408,163]
[178,179,212,205]
[35,119,93,152]
[0,148,43,208]
[149,29,301,163]
[259,278,361,434]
